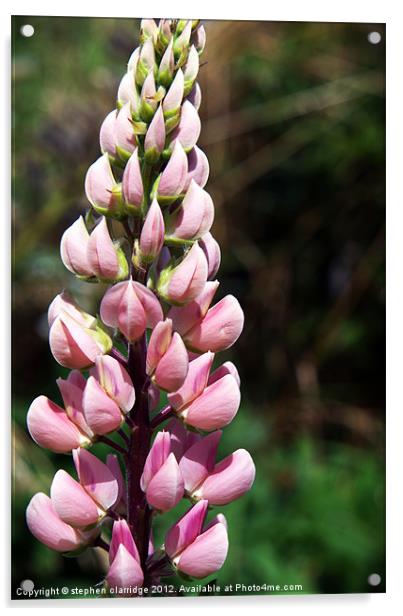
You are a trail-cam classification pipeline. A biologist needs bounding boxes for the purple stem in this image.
[118,428,130,446]
[150,405,174,429]
[94,536,110,552]
[110,347,128,366]
[97,436,128,456]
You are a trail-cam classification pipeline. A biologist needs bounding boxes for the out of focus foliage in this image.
[12,16,385,597]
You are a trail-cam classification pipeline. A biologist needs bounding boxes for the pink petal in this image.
[168,280,219,337]
[60,216,93,277]
[184,295,244,353]
[26,493,84,552]
[183,374,241,431]
[82,376,123,435]
[73,448,119,511]
[146,319,173,375]
[154,332,189,392]
[165,499,208,559]
[158,140,188,197]
[109,519,140,564]
[176,521,228,579]
[87,217,119,280]
[49,313,102,369]
[146,453,184,512]
[115,101,136,154]
[196,449,256,506]
[179,431,222,493]
[122,148,144,211]
[90,355,135,413]
[208,361,241,388]
[168,351,214,411]
[140,431,171,492]
[106,544,144,591]
[50,470,101,527]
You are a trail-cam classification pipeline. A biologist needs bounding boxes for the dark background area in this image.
[12,16,385,596]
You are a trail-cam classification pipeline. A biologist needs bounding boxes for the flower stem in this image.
[150,405,174,429]
[97,436,128,456]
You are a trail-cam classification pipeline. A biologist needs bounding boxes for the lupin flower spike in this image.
[25,19,255,593]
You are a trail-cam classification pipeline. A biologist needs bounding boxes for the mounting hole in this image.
[368,573,381,586]
[20,24,35,38]
[368,31,381,45]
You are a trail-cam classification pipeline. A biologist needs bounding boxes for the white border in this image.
[3,0,402,613]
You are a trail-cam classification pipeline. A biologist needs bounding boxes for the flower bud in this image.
[138,198,165,263]
[139,72,157,121]
[60,216,93,278]
[165,180,214,241]
[179,431,222,493]
[27,395,91,453]
[100,280,163,342]
[183,295,244,353]
[107,520,143,592]
[157,19,173,50]
[169,101,201,152]
[117,70,140,113]
[82,376,123,435]
[168,280,219,336]
[140,431,184,512]
[73,448,119,511]
[127,47,140,73]
[122,148,144,215]
[90,355,135,414]
[157,140,188,204]
[192,449,256,506]
[49,311,112,370]
[136,38,156,87]
[140,19,158,44]
[165,500,228,579]
[187,82,202,111]
[199,232,221,279]
[183,46,199,95]
[87,217,128,281]
[208,361,240,387]
[115,101,137,157]
[26,493,89,553]
[191,25,206,54]
[168,352,214,411]
[157,243,208,305]
[48,291,96,329]
[173,20,192,56]
[158,38,174,87]
[50,469,102,528]
[147,320,189,392]
[56,370,93,435]
[184,146,209,190]
[163,69,184,116]
[180,373,240,432]
[175,516,228,579]
[107,454,126,509]
[100,110,118,158]
[85,154,124,218]
[144,106,166,163]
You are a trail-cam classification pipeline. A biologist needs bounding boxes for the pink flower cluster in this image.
[25,18,255,594]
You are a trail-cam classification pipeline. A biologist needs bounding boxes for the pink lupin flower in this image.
[179,373,241,432]
[169,101,201,152]
[56,370,93,436]
[183,46,199,95]
[168,280,219,336]
[117,69,140,110]
[99,110,118,158]
[157,140,188,204]
[47,291,96,329]
[138,197,165,263]
[165,500,229,578]
[139,72,158,121]
[144,106,166,163]
[191,449,256,506]
[122,147,144,215]
[100,279,163,342]
[60,216,93,278]
[26,493,91,553]
[191,24,206,54]
[158,141,188,204]
[184,295,245,353]
[187,82,202,111]
[27,395,91,453]
[199,232,221,279]
[107,520,144,592]
[73,448,119,512]
[178,431,222,494]
[157,242,208,305]
[165,180,214,241]
[184,146,209,190]
[158,38,174,87]
[140,431,184,512]
[84,154,123,218]
[136,37,156,87]
[49,311,112,370]
[168,351,214,411]
[163,69,184,115]
[114,101,137,157]
[90,355,135,414]
[87,217,128,281]
[173,20,192,56]
[146,319,189,392]
[50,469,103,528]
[208,361,241,387]
[82,376,124,435]
[167,417,201,460]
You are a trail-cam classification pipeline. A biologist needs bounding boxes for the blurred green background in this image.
[12,16,385,597]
